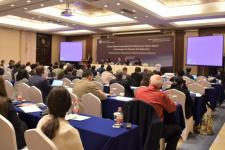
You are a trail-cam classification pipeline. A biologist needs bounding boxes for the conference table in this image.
[102,96,185,130]
[103,84,137,94]
[14,101,142,150]
[92,64,156,75]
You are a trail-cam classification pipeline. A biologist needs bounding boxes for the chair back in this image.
[28,86,43,103]
[2,72,12,81]
[162,81,172,90]
[72,78,80,84]
[93,81,104,91]
[110,83,125,96]
[196,80,211,88]
[16,83,30,100]
[187,83,206,95]
[25,129,57,150]
[4,80,14,99]
[62,78,72,87]
[183,76,195,85]
[0,114,17,150]
[81,93,102,117]
[165,89,186,118]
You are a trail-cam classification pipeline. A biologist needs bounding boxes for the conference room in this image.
[0,0,225,150]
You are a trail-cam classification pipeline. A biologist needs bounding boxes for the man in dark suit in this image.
[110,70,133,97]
[63,64,76,81]
[97,64,105,74]
[28,65,51,103]
[185,67,194,79]
[131,67,143,87]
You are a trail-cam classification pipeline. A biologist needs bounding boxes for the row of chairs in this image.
[0,114,56,150]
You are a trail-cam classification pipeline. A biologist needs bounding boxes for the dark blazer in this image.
[131,72,143,87]
[63,73,76,81]
[123,100,163,150]
[170,85,193,119]
[28,75,51,102]
[185,73,194,80]
[109,78,134,97]
[6,101,27,149]
[97,67,105,74]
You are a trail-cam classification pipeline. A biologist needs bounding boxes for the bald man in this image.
[135,74,181,150]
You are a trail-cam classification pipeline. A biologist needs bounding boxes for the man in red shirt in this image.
[136,74,181,150]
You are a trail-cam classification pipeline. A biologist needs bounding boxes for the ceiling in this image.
[0,0,225,35]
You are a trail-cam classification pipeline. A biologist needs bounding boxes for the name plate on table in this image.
[65,114,90,121]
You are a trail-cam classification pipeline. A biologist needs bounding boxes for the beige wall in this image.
[51,35,65,63]
[0,27,36,64]
[0,27,65,65]
[184,30,198,75]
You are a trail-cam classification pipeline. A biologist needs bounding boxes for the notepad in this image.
[20,105,42,113]
[65,114,90,121]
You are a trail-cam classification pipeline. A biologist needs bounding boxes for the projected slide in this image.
[187,35,223,66]
[60,42,83,62]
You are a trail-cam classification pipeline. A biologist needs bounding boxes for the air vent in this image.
[120,9,136,15]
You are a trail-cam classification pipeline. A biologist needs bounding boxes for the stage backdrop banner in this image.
[97,35,174,67]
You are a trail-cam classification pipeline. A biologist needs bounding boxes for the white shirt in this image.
[101,71,115,84]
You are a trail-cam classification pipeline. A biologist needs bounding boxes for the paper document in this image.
[20,104,42,113]
[115,96,134,102]
[65,114,90,121]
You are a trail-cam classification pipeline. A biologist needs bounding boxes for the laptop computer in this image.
[51,80,64,87]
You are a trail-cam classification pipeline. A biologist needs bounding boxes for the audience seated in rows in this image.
[91,66,97,77]
[15,69,29,86]
[170,77,194,119]
[131,67,143,87]
[76,65,83,78]
[25,62,32,73]
[135,75,181,150]
[216,68,225,88]
[0,76,27,149]
[140,72,153,86]
[110,70,133,97]
[101,65,115,84]
[73,70,107,110]
[28,65,51,103]
[37,87,84,150]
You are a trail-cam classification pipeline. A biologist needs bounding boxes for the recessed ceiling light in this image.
[10,4,15,7]
[121,11,124,14]
[117,3,120,6]
[40,4,44,7]
[145,16,149,18]
[132,10,136,12]
[26,0,31,3]
[104,4,108,8]
[24,8,28,10]
[59,0,63,2]
[134,16,137,19]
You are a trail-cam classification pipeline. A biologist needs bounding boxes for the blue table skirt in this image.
[211,83,225,104]
[16,105,142,150]
[205,88,217,109]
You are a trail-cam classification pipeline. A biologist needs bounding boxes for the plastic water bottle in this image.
[113,107,123,128]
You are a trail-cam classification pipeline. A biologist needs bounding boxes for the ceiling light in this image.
[59,0,63,2]
[117,3,120,6]
[173,18,225,27]
[26,0,31,3]
[134,16,137,19]
[113,30,161,35]
[145,16,149,18]
[24,8,28,10]
[104,5,108,8]
[102,24,155,32]
[132,10,136,12]
[10,4,15,7]
[120,11,124,14]
[40,4,44,7]
[55,30,95,35]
